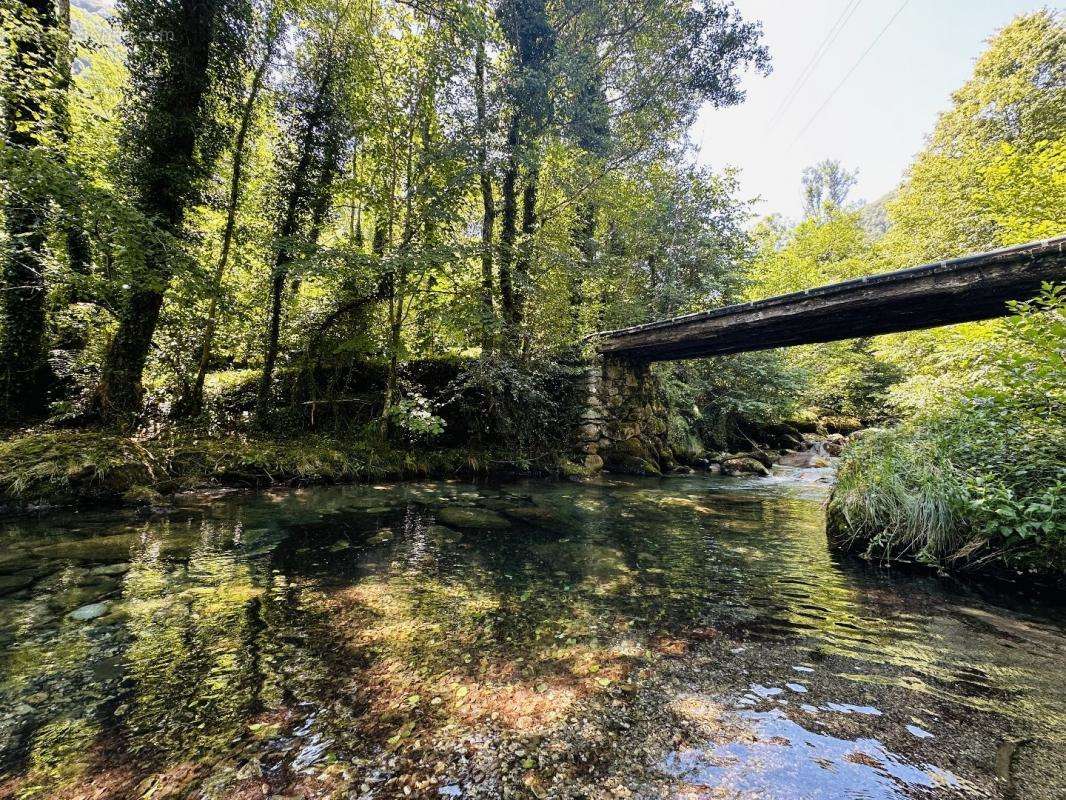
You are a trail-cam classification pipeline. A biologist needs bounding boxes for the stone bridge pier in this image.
[575,356,671,475]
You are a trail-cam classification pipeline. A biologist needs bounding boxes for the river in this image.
[0,471,1063,799]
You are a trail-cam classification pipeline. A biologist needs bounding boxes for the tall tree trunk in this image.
[382,287,402,420]
[474,31,496,353]
[55,0,91,284]
[382,105,420,421]
[185,30,277,416]
[1,0,59,422]
[94,0,218,423]
[515,159,539,359]
[256,62,337,420]
[258,262,288,419]
[515,162,539,323]
[349,154,363,249]
[497,118,519,330]
[569,201,596,334]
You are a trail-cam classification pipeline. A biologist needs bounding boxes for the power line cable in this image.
[789,0,910,148]
[767,0,863,131]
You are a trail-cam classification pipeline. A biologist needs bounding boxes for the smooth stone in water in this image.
[437,506,511,530]
[90,562,130,576]
[68,602,111,621]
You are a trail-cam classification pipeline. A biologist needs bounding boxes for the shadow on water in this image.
[0,474,1063,798]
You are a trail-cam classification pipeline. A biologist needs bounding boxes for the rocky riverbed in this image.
[1,474,1063,799]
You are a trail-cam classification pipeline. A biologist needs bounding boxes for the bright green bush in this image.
[828,286,1065,574]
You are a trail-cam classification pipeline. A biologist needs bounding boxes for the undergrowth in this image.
[827,287,1065,576]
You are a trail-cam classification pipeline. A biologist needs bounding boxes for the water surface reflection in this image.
[0,475,1063,798]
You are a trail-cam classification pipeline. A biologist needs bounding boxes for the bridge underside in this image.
[596,237,1066,362]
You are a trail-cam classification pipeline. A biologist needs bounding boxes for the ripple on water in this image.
[0,475,1063,798]
[662,708,972,799]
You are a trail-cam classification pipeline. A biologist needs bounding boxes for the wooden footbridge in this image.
[595,236,1066,362]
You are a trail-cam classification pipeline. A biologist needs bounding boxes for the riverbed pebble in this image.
[68,601,111,621]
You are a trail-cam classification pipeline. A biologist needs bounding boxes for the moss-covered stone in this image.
[500,505,562,529]
[720,457,771,477]
[436,506,511,530]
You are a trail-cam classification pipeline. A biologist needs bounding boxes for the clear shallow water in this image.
[0,474,1063,799]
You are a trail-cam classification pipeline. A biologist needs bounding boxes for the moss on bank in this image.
[0,428,562,513]
[0,355,592,513]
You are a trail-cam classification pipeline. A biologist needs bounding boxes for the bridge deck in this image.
[595,236,1066,362]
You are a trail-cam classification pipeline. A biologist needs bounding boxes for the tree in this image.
[473,8,496,352]
[182,4,283,416]
[883,10,1064,263]
[495,0,555,345]
[256,0,362,420]
[874,10,1065,411]
[92,0,251,422]
[0,0,774,432]
[546,0,771,339]
[801,158,857,221]
[0,0,61,421]
[747,201,896,419]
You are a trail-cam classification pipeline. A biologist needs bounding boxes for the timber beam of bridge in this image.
[594,235,1066,363]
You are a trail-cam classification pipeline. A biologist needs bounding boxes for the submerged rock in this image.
[500,506,560,529]
[90,562,131,577]
[68,601,111,621]
[437,506,511,530]
[32,534,139,562]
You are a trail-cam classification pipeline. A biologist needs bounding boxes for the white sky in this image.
[691,0,1047,221]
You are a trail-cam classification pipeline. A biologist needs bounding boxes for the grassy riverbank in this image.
[826,289,1064,579]
[827,407,1064,577]
[0,429,540,513]
[828,425,1064,578]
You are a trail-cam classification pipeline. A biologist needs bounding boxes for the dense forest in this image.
[0,0,1062,573]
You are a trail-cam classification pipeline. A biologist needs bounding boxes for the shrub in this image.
[437,355,585,468]
[828,285,1065,574]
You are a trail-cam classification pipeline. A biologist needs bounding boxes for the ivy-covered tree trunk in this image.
[515,161,539,330]
[496,0,553,353]
[93,0,220,423]
[0,0,59,422]
[185,26,279,416]
[497,121,519,329]
[55,0,92,284]
[474,31,496,353]
[566,57,608,336]
[259,137,339,421]
[1,203,53,423]
[256,59,338,420]
[569,201,597,332]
